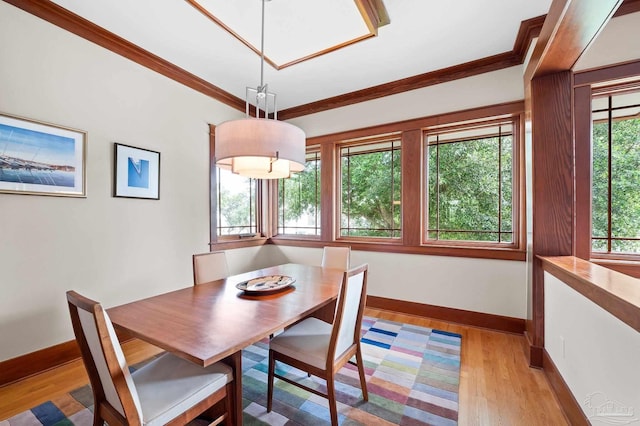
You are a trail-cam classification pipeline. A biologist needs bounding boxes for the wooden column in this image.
[529,71,575,366]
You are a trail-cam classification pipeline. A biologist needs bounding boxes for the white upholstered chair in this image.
[66,291,235,426]
[267,264,369,426]
[193,251,229,285]
[321,246,351,270]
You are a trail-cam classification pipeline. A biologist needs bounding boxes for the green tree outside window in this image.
[592,91,640,255]
[277,151,321,236]
[426,122,513,243]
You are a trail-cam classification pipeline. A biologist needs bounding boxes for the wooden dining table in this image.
[107,263,344,425]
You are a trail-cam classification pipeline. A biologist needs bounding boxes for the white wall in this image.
[268,246,526,318]
[0,3,243,361]
[544,272,640,422]
[224,246,280,276]
[0,2,529,363]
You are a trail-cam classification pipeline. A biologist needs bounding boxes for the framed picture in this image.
[114,143,160,199]
[0,113,86,197]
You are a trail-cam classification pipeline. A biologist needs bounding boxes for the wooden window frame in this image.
[209,124,267,249]
[574,60,640,272]
[337,136,403,242]
[213,103,527,260]
[273,147,323,239]
[423,117,520,249]
[586,84,640,260]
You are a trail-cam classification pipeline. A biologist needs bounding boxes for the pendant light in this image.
[214,0,306,179]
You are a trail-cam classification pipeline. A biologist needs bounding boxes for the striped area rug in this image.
[1,317,461,426]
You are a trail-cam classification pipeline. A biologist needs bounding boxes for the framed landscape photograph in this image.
[114,143,160,199]
[0,113,86,197]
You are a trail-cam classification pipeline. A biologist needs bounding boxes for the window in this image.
[210,102,525,260]
[216,168,258,236]
[591,88,640,255]
[425,120,515,244]
[277,149,321,236]
[339,138,401,238]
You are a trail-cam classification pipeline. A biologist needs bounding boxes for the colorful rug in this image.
[1,317,461,425]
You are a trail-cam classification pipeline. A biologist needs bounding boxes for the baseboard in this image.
[543,349,590,425]
[523,330,544,368]
[0,329,133,387]
[366,296,525,334]
[0,340,80,387]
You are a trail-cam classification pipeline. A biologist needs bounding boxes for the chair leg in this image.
[267,350,275,413]
[326,372,339,426]
[355,343,368,401]
[92,413,102,426]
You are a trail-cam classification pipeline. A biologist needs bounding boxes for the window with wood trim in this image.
[424,119,516,245]
[211,102,526,260]
[339,138,402,239]
[276,148,321,236]
[216,168,258,237]
[591,87,640,256]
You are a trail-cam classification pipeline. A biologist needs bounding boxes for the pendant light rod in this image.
[259,0,266,93]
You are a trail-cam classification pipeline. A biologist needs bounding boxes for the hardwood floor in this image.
[0,308,568,425]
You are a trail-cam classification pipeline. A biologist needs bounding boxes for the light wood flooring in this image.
[0,308,568,425]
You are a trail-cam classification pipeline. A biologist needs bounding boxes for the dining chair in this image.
[321,246,351,270]
[66,290,235,426]
[267,264,369,426]
[193,251,229,285]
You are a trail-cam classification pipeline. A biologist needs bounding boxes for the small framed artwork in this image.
[0,112,86,197]
[114,143,160,199]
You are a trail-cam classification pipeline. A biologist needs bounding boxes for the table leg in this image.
[311,300,337,323]
[223,351,243,425]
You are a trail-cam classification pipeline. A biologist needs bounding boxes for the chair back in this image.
[66,291,143,423]
[330,264,368,361]
[193,251,229,285]
[321,246,350,270]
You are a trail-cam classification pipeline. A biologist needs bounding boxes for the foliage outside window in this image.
[425,120,514,244]
[277,149,321,236]
[340,138,401,238]
[216,168,257,236]
[591,88,640,255]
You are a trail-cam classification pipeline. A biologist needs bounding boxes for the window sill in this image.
[591,258,640,279]
[209,237,268,250]
[271,234,321,241]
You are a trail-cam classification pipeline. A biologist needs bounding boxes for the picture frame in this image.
[114,143,160,200]
[0,112,87,197]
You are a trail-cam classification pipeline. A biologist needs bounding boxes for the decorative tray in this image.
[235,275,295,294]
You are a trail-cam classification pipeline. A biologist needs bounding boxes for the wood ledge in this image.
[539,255,640,333]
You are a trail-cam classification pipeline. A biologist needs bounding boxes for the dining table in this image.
[107,263,344,425]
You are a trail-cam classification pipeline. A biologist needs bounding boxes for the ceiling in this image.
[43,0,555,114]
